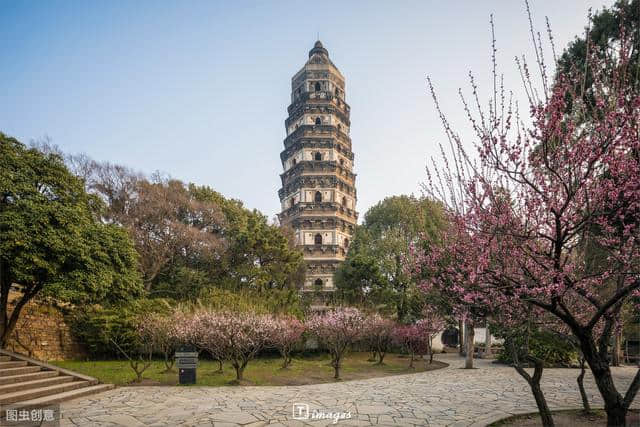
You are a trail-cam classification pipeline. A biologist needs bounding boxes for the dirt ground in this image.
[491,409,639,426]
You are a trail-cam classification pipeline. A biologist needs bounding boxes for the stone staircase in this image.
[0,349,114,409]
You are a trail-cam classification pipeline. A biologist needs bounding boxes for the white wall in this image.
[430,327,502,352]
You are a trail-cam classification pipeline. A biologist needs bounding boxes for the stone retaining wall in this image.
[6,293,85,362]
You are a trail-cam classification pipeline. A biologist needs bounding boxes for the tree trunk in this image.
[282,352,291,368]
[484,321,492,358]
[0,260,10,349]
[465,321,475,369]
[580,335,639,427]
[530,379,555,426]
[377,351,386,365]
[458,318,464,356]
[612,330,621,367]
[428,338,434,364]
[510,341,555,427]
[163,352,175,372]
[132,361,144,383]
[130,358,151,383]
[234,364,244,381]
[217,359,223,373]
[0,268,41,349]
[577,357,591,413]
[588,359,629,426]
[333,356,341,379]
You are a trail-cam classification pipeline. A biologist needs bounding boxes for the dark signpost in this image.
[175,346,198,385]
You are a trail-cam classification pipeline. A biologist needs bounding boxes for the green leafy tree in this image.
[335,195,446,321]
[335,250,388,306]
[224,210,304,292]
[0,133,143,347]
[46,148,304,307]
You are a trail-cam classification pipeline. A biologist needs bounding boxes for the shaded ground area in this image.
[53,352,446,386]
[60,354,639,426]
[489,409,640,426]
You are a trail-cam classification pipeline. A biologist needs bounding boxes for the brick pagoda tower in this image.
[278,41,358,293]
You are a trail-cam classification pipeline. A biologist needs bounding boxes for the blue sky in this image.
[1,0,609,219]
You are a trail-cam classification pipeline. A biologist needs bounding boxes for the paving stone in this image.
[60,354,639,426]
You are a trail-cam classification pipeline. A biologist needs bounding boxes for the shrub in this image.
[70,298,170,358]
[496,328,578,367]
[196,287,304,317]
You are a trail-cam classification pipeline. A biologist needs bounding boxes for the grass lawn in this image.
[52,352,447,386]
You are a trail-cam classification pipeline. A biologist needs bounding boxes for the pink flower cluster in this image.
[163,310,306,380]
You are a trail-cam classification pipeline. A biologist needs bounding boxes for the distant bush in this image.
[196,287,305,317]
[496,329,578,368]
[70,298,171,358]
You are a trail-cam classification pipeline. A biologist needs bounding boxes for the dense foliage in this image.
[335,196,446,321]
[495,327,578,368]
[0,134,143,347]
[70,298,170,358]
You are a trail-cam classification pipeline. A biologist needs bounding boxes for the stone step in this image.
[0,361,28,369]
[0,371,58,385]
[0,366,41,377]
[0,380,89,404]
[16,383,115,408]
[0,375,74,394]
[0,356,11,362]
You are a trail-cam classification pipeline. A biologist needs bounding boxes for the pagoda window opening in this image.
[292,158,297,166]
[314,233,323,245]
[315,82,321,92]
[315,117,322,126]
[289,198,295,208]
[344,238,349,248]
[314,278,323,288]
[314,191,322,202]
[314,152,322,161]
[342,196,347,207]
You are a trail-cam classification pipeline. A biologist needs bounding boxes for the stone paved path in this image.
[60,354,639,426]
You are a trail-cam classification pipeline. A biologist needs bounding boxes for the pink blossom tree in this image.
[414,12,640,426]
[393,323,430,369]
[307,307,364,379]
[202,311,274,382]
[110,314,157,383]
[418,307,446,364]
[145,312,180,372]
[269,315,305,368]
[362,313,395,365]
[171,309,202,350]
[191,310,226,373]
